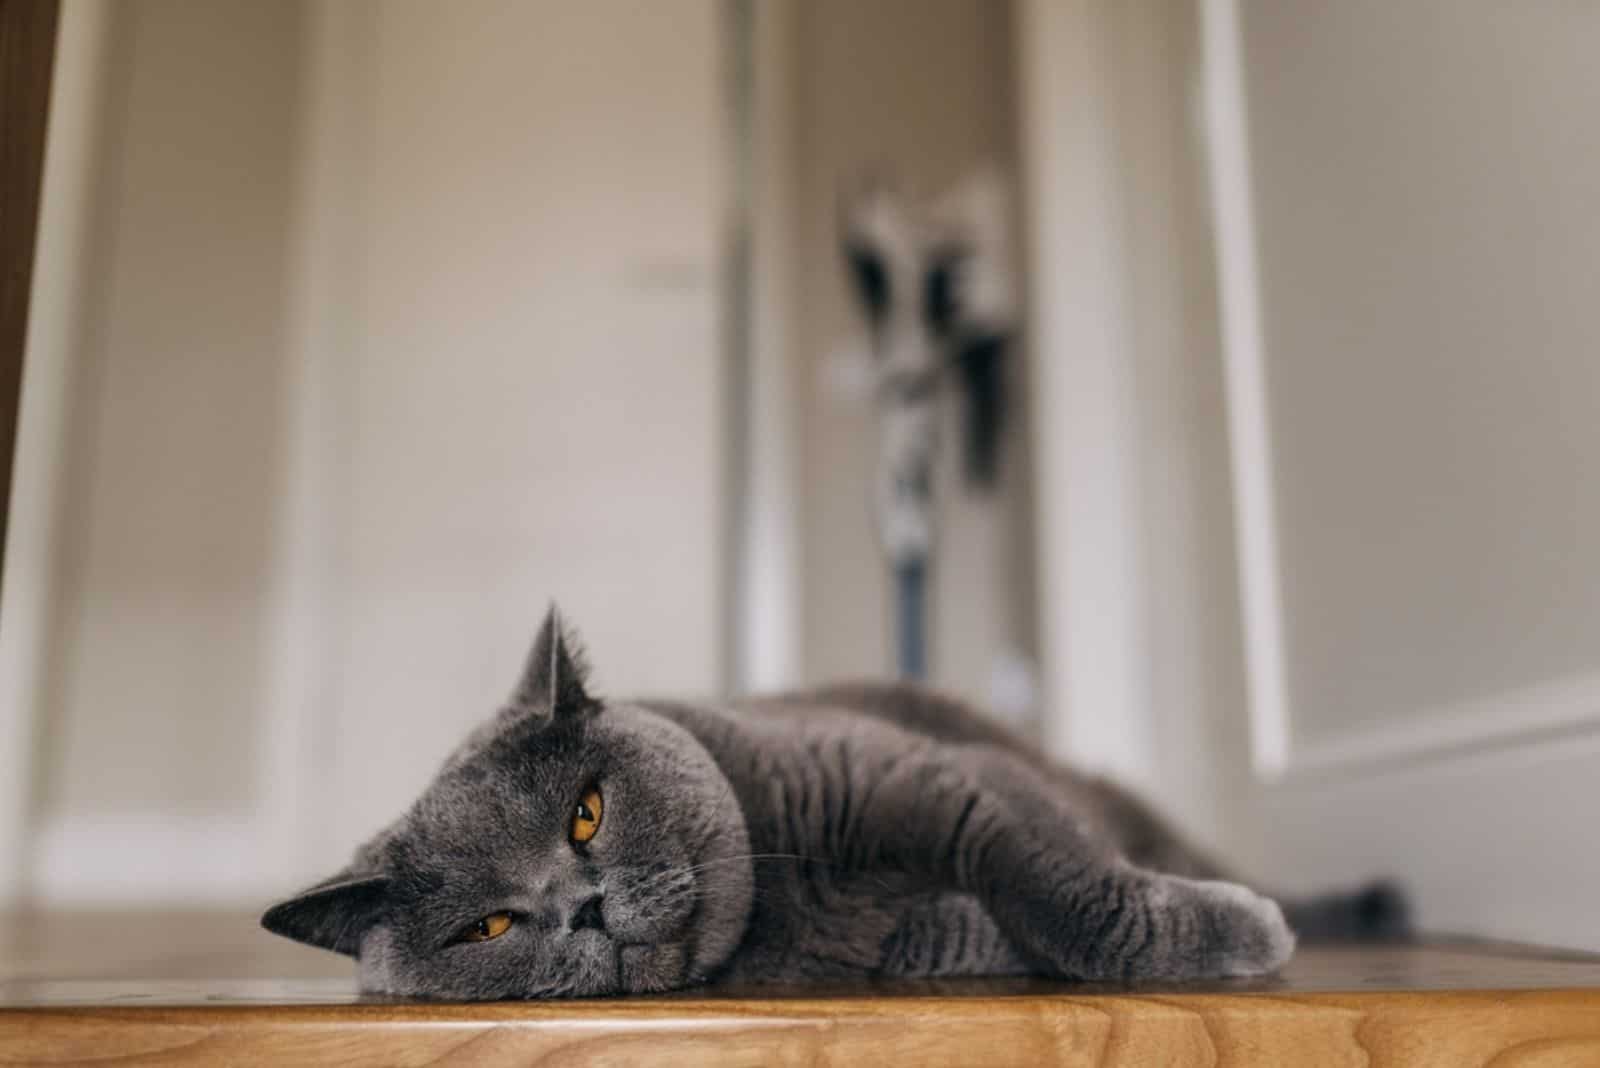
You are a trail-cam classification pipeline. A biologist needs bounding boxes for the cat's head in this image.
[261,608,753,999]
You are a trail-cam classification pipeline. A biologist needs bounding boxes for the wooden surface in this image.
[4,912,1600,1065]
[0,0,58,589]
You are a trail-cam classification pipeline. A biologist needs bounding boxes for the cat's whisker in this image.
[677,852,815,877]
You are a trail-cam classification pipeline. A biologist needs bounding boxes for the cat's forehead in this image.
[440,710,582,780]
[381,773,554,875]
[427,735,573,816]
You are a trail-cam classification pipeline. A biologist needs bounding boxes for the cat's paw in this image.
[1189,879,1296,978]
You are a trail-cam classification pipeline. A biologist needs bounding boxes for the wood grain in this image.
[0,0,59,591]
[2,988,1600,1067]
[4,917,1600,1067]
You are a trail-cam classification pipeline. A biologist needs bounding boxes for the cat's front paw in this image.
[1189,879,1296,977]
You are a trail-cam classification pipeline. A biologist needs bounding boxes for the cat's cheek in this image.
[619,941,688,993]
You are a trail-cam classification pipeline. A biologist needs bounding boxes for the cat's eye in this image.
[570,784,603,845]
[459,912,514,944]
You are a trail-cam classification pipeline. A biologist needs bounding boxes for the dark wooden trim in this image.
[0,0,60,593]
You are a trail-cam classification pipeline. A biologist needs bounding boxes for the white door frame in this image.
[1017,0,1158,795]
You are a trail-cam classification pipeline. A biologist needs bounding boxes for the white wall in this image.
[11,0,310,903]
[5,0,727,905]
[42,0,304,815]
[1240,0,1600,755]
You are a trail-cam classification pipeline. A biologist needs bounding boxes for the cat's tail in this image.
[1280,879,1413,942]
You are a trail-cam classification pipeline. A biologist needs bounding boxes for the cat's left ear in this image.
[261,871,390,957]
[509,604,594,721]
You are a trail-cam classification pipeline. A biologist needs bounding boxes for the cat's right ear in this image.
[508,604,594,722]
[261,873,390,957]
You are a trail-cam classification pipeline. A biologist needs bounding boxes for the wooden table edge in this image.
[4,987,1600,1067]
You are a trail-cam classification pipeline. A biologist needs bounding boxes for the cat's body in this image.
[648,684,1230,984]
[263,610,1404,999]
[643,691,1032,982]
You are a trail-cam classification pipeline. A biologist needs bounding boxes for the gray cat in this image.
[262,608,1405,999]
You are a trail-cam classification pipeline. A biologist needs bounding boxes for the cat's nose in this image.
[568,893,606,933]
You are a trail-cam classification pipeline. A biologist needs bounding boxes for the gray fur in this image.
[262,608,1402,999]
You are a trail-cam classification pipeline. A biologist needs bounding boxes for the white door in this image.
[1205,0,1600,949]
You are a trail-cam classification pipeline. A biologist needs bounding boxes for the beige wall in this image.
[10,0,1029,901]
[317,0,725,858]
[1242,0,1600,745]
[7,0,726,902]
[788,0,1037,718]
[34,0,306,815]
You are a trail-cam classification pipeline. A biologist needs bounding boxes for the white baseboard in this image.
[1283,670,1600,780]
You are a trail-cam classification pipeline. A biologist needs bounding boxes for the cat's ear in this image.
[510,604,593,720]
[260,872,390,957]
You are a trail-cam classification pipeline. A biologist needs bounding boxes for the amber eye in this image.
[570,784,603,844]
[460,912,513,944]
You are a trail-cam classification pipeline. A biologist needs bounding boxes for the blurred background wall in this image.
[5,0,727,902]
[3,0,1599,951]
[3,0,1036,905]
[3,0,310,903]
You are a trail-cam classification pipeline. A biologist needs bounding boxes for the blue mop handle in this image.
[895,557,928,680]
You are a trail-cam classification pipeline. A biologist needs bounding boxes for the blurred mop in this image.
[839,169,1019,679]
